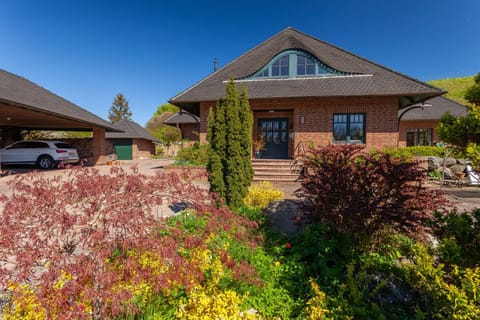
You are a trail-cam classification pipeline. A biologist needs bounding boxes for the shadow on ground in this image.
[264,199,302,235]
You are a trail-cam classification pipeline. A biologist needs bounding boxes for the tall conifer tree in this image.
[239,86,254,190]
[207,103,226,199]
[206,80,253,208]
[224,80,244,207]
[108,93,132,124]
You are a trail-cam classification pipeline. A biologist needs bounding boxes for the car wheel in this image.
[37,155,54,169]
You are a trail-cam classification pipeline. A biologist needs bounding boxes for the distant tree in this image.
[207,80,253,208]
[437,72,480,168]
[154,103,179,116]
[146,105,181,145]
[108,93,132,124]
[21,130,91,140]
[465,73,480,106]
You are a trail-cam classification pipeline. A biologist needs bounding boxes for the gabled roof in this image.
[105,119,160,143]
[170,27,444,112]
[163,112,200,125]
[0,69,119,131]
[399,96,467,121]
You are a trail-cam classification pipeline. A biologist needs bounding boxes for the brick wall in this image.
[398,120,439,147]
[181,123,200,141]
[132,138,155,159]
[199,96,400,157]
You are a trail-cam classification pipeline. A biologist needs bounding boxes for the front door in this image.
[258,118,288,159]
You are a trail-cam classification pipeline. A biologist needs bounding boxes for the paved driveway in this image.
[0,158,175,195]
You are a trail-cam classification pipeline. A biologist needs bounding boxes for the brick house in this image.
[170,27,445,159]
[106,119,159,160]
[398,96,467,147]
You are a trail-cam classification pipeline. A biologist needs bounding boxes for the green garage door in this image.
[113,139,132,160]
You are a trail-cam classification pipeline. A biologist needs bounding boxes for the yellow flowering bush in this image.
[301,279,331,320]
[176,247,262,319]
[3,284,47,320]
[404,243,480,319]
[244,181,284,209]
[3,270,82,320]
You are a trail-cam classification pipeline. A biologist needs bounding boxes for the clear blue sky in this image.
[1,0,479,126]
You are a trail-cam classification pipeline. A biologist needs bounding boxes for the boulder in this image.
[457,159,471,165]
[428,156,442,170]
[443,157,457,167]
[439,167,456,180]
[450,164,466,174]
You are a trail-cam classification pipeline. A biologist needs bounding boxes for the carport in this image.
[0,69,120,165]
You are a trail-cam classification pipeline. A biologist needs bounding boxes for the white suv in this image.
[0,140,80,169]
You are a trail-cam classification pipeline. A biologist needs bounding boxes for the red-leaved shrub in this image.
[297,145,449,241]
[0,166,259,319]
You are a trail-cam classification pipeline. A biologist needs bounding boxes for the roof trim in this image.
[231,74,373,83]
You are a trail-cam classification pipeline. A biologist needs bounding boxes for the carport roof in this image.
[0,69,119,131]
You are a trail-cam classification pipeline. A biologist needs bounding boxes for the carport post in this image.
[92,127,107,165]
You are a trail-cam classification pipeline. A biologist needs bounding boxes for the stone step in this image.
[251,159,304,182]
[253,170,299,176]
[253,175,301,182]
[253,165,302,171]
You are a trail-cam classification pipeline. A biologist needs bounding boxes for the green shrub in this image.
[175,143,208,165]
[430,209,480,267]
[380,146,446,160]
[403,242,480,319]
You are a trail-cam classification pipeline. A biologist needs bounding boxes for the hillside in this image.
[428,75,475,105]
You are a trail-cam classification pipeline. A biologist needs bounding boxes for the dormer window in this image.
[297,55,315,76]
[245,49,352,79]
[272,55,289,77]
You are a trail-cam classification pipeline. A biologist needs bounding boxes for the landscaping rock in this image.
[439,167,456,180]
[450,164,466,174]
[443,157,457,167]
[428,156,442,170]
[457,159,470,165]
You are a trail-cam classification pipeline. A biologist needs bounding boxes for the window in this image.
[271,55,289,77]
[297,55,315,76]
[406,128,433,146]
[246,49,354,80]
[333,113,365,143]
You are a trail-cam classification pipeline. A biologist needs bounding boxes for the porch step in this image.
[252,159,304,182]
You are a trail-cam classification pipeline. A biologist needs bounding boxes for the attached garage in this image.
[111,139,133,160]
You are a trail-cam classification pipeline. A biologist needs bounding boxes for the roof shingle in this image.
[106,119,160,143]
[399,96,467,120]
